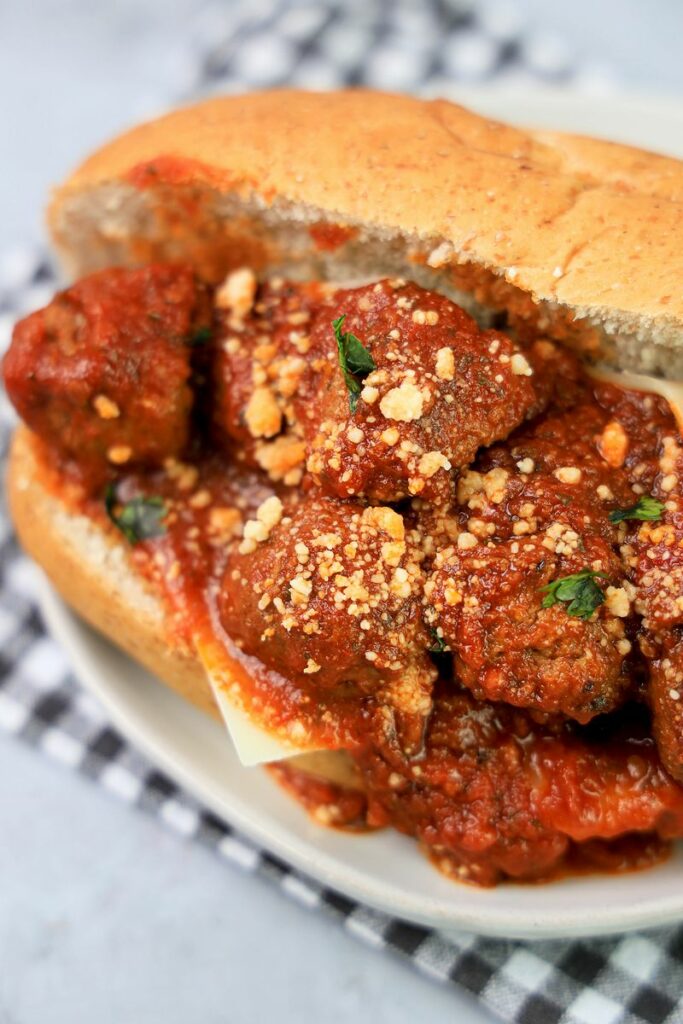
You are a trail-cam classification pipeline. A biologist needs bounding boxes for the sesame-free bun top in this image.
[49,89,683,376]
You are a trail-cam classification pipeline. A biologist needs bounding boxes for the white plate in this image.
[36,89,683,939]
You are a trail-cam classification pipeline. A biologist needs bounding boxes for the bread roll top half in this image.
[49,89,683,378]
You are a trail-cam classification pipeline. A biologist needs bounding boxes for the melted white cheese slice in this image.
[587,365,683,430]
[208,679,305,766]
[195,637,322,767]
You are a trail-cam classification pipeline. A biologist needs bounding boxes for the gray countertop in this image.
[2,2,682,1021]
[1,739,476,1023]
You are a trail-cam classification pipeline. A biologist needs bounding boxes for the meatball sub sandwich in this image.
[6,90,683,886]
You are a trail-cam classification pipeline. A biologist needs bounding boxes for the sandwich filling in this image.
[6,262,683,886]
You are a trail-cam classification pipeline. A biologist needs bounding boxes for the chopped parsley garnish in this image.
[105,485,167,544]
[540,569,608,620]
[333,314,376,413]
[608,495,665,524]
[188,325,213,346]
[428,629,448,654]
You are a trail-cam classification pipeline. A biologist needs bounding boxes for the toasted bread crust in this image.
[50,89,683,343]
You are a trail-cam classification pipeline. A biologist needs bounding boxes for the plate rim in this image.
[37,574,683,941]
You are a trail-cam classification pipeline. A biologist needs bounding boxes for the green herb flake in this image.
[333,315,376,413]
[188,325,213,346]
[105,485,167,545]
[608,495,665,524]
[540,569,608,620]
[428,629,448,654]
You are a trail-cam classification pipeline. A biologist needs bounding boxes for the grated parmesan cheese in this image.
[379,379,426,422]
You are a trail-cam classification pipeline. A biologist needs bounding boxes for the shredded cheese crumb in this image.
[189,489,211,509]
[510,353,533,376]
[598,420,629,468]
[457,467,510,506]
[412,309,439,325]
[381,541,405,567]
[362,506,405,540]
[554,466,582,484]
[93,394,120,419]
[457,532,477,550]
[418,451,451,478]
[209,507,242,539]
[435,347,455,381]
[239,495,283,554]
[244,386,282,439]
[380,427,400,446]
[290,575,313,606]
[215,267,257,319]
[379,379,426,422]
[605,586,630,618]
[257,437,306,481]
[107,445,132,465]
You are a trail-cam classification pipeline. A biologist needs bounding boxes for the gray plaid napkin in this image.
[4,3,683,1022]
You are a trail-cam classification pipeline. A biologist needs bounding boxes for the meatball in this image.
[211,272,327,484]
[630,432,683,779]
[219,493,436,750]
[429,533,630,721]
[356,692,683,886]
[648,636,683,782]
[583,383,683,776]
[3,264,209,488]
[212,273,560,502]
[425,401,637,722]
[632,501,683,781]
[628,430,683,635]
[300,280,560,503]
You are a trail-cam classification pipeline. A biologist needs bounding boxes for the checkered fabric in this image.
[4,2,683,1022]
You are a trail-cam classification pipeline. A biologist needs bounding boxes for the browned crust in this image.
[49,89,683,328]
[7,426,359,788]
